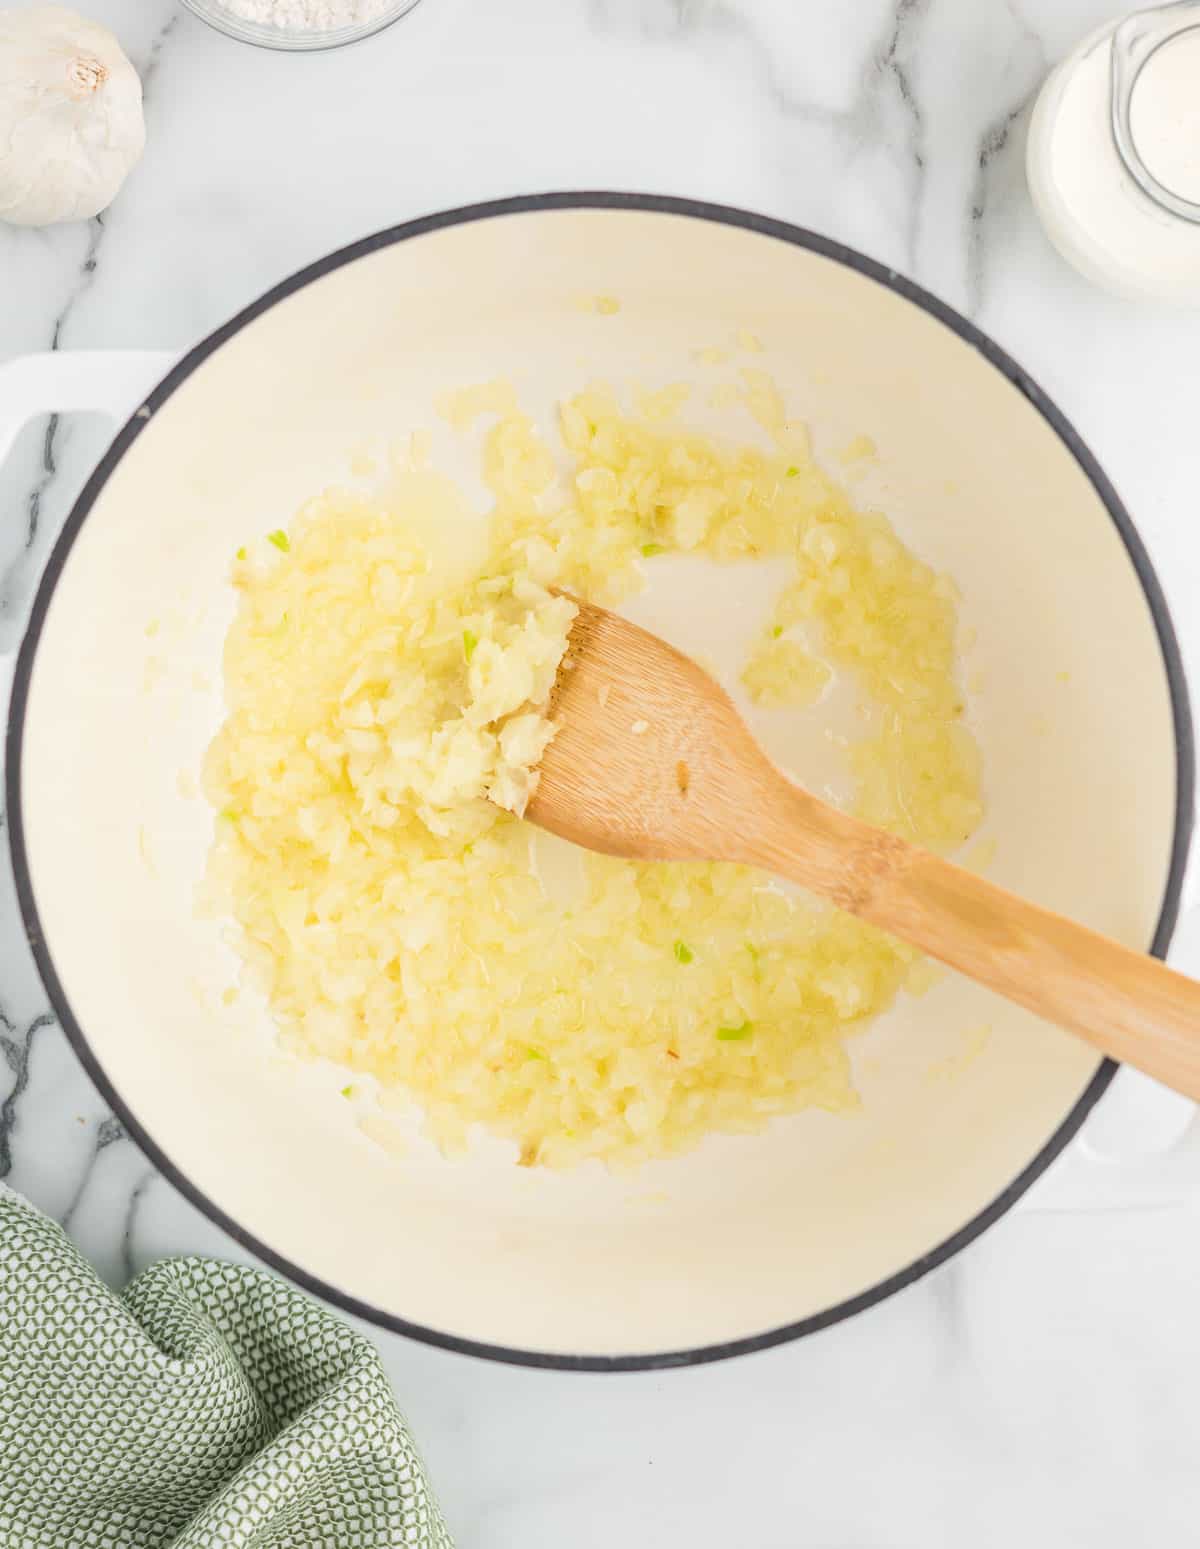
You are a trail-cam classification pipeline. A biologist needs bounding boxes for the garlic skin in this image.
[0,6,146,228]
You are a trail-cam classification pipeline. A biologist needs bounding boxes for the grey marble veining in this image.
[3,1,1200,1543]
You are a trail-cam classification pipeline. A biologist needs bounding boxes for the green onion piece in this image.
[716,1021,753,1041]
[340,1085,353,1098]
[235,546,247,561]
[641,542,666,557]
[463,629,479,662]
[526,1046,548,1062]
[785,466,799,478]
[771,625,784,638]
[267,530,290,552]
[673,940,694,964]
[218,808,240,825]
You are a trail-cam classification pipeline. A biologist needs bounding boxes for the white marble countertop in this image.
[4,0,1200,1541]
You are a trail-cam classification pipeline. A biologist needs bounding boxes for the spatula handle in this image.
[869,845,1200,1095]
[740,778,1200,1098]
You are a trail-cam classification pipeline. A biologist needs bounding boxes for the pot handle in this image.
[1022,858,1200,1211]
[1022,1080,1200,1212]
[0,350,180,469]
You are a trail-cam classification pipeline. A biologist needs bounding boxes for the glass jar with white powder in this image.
[180,0,424,51]
[1027,1,1200,304]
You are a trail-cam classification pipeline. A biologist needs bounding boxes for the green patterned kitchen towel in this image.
[0,1184,453,1548]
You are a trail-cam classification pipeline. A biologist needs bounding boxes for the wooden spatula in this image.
[526,599,1200,1099]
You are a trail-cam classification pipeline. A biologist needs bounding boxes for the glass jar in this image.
[178,0,424,52]
[1026,1,1200,304]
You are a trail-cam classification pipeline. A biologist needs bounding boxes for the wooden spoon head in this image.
[526,601,771,863]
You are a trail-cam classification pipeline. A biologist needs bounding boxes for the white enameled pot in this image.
[0,196,1194,1369]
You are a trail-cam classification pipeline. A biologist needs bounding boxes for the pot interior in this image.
[14,204,1182,1362]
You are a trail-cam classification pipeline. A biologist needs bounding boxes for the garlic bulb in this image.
[0,6,145,228]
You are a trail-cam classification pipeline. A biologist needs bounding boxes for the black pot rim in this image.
[8,192,1194,1373]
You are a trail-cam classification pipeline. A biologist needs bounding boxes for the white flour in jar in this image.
[216,0,395,28]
